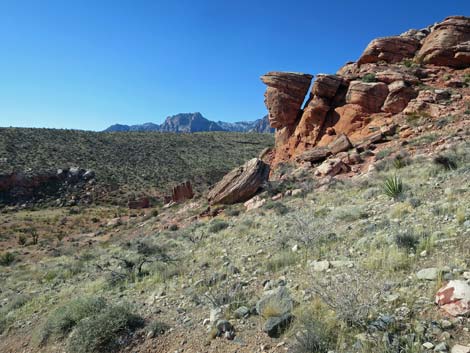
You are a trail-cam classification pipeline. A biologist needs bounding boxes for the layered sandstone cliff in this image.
[261,16,470,166]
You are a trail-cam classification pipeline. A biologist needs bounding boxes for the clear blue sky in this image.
[0,1,468,130]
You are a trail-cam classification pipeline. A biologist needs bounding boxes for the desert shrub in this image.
[67,304,143,353]
[146,320,169,338]
[0,252,15,266]
[433,154,457,170]
[290,320,331,353]
[311,272,382,328]
[375,148,393,160]
[208,220,229,233]
[0,294,30,334]
[225,207,240,217]
[394,232,419,252]
[168,224,178,231]
[38,297,106,345]
[332,206,368,222]
[383,175,404,199]
[264,201,290,215]
[361,73,377,83]
[17,234,27,245]
[266,251,299,272]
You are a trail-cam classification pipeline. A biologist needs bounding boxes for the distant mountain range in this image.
[103,112,274,133]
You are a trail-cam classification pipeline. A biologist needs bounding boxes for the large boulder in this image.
[417,16,470,68]
[260,72,313,128]
[435,280,470,317]
[207,158,269,205]
[382,80,418,114]
[346,81,389,113]
[358,36,421,64]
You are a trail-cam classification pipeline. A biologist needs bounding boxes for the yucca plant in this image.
[383,174,404,199]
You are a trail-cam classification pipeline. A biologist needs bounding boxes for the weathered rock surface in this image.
[383,80,418,114]
[435,280,470,316]
[208,158,269,205]
[328,134,353,154]
[171,181,194,203]
[345,81,389,113]
[256,286,293,318]
[260,72,313,128]
[418,16,470,68]
[358,36,421,64]
[296,147,331,163]
[263,313,294,338]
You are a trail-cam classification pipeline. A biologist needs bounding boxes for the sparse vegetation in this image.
[361,73,377,83]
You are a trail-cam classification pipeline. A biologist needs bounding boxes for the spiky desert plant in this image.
[383,174,403,199]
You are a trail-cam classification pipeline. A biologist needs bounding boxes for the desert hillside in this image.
[1,15,470,353]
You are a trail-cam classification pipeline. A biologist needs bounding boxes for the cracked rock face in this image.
[358,36,421,64]
[260,72,313,129]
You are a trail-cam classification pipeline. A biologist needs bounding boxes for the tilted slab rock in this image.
[418,16,470,68]
[346,81,389,113]
[207,158,269,205]
[328,133,353,154]
[358,36,421,64]
[261,72,313,129]
[296,147,331,163]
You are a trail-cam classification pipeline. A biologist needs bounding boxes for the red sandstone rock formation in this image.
[171,181,194,203]
[260,16,470,168]
[418,16,470,68]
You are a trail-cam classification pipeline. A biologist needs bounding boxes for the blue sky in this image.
[0,1,468,130]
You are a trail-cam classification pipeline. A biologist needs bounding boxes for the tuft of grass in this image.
[383,175,404,199]
[266,251,299,272]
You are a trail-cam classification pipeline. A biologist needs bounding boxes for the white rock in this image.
[451,344,470,353]
[310,260,330,272]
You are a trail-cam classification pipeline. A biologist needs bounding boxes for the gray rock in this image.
[416,268,439,280]
[434,342,448,352]
[215,319,235,340]
[233,306,250,319]
[263,313,294,338]
[256,286,293,318]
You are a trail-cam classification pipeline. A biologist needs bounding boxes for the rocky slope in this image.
[261,15,470,167]
[104,113,273,133]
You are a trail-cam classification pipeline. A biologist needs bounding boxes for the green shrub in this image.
[146,320,169,338]
[395,232,419,252]
[0,252,15,266]
[291,320,331,353]
[361,73,377,83]
[38,297,106,345]
[208,220,229,233]
[67,304,143,353]
[433,154,457,170]
[168,224,179,231]
[383,175,404,199]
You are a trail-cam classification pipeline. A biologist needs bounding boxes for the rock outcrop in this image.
[260,72,313,128]
[260,16,470,168]
[207,158,269,205]
[0,168,95,206]
[417,16,470,68]
[436,280,470,316]
[171,181,194,203]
